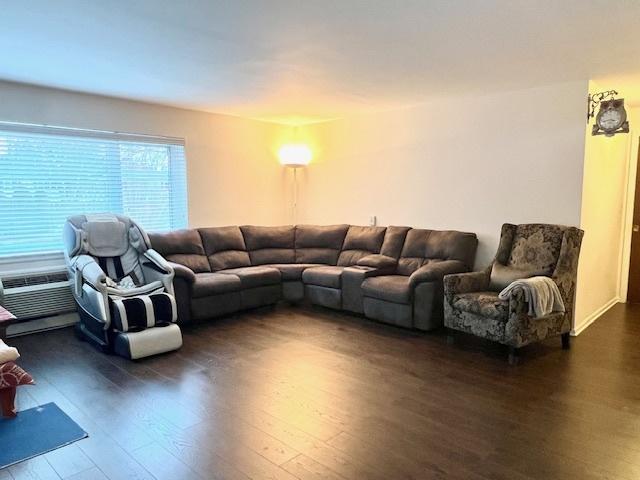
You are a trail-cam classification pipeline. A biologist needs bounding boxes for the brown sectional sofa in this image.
[149,225,478,331]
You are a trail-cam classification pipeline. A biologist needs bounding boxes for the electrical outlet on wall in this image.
[369,215,377,226]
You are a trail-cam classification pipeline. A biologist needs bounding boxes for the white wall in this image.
[0,81,289,229]
[2,78,624,333]
[574,84,634,332]
[298,81,589,270]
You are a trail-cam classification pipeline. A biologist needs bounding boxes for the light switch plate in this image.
[369,215,377,226]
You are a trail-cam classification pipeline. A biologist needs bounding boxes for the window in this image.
[0,124,187,256]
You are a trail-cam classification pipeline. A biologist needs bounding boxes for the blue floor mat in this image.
[0,402,88,469]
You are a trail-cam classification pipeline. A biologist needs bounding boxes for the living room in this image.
[1,1,640,479]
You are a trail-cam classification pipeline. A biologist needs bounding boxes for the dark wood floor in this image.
[3,302,640,480]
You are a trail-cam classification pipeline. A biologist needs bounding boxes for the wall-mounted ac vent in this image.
[0,269,77,321]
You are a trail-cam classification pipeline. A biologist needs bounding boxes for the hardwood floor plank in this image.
[8,303,640,480]
[281,454,347,480]
[75,430,154,480]
[130,442,203,480]
[182,422,300,480]
[64,467,109,480]
[44,445,94,480]
[8,456,60,480]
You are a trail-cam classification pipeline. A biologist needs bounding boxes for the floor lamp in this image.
[278,144,311,223]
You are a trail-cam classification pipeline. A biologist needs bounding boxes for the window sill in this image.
[0,251,66,276]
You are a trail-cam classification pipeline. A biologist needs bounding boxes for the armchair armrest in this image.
[443,268,491,299]
[356,254,397,270]
[167,261,196,284]
[508,287,529,316]
[410,260,468,288]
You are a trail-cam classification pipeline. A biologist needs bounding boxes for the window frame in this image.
[0,121,188,267]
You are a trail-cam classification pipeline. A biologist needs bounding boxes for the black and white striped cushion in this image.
[95,254,144,285]
[109,292,177,333]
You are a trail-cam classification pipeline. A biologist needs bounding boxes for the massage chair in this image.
[63,214,182,359]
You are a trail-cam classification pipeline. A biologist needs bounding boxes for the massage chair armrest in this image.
[142,249,175,295]
[443,268,491,299]
[143,249,173,275]
[356,254,397,270]
[71,255,107,292]
[167,261,197,284]
[410,260,468,288]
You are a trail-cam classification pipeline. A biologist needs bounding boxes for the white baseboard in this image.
[571,297,619,336]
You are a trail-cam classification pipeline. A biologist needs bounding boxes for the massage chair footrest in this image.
[112,324,183,360]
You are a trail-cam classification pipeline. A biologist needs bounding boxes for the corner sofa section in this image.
[149,225,478,331]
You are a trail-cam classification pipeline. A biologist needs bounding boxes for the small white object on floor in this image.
[0,339,20,364]
[498,276,565,318]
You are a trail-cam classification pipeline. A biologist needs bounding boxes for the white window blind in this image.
[0,124,188,256]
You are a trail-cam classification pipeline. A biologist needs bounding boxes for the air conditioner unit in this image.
[0,269,77,321]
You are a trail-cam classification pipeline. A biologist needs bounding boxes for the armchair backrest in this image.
[495,223,584,315]
[496,223,576,274]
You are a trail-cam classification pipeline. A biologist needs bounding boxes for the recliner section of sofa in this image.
[361,229,478,329]
[149,224,478,331]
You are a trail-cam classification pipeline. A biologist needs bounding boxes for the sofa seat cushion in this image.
[361,275,412,304]
[302,266,345,288]
[192,273,242,298]
[218,266,281,288]
[451,291,509,321]
[264,264,323,281]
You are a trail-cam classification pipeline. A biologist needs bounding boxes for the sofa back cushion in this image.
[379,226,411,259]
[397,229,478,276]
[295,224,349,264]
[148,229,211,273]
[240,225,295,265]
[199,226,251,271]
[337,226,386,266]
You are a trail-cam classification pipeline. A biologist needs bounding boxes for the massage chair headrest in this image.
[63,213,151,258]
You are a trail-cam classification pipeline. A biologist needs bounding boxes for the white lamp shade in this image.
[278,144,312,167]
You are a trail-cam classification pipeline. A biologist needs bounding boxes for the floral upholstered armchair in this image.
[443,223,583,363]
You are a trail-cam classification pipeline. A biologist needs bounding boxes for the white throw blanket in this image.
[498,276,565,318]
[0,339,20,364]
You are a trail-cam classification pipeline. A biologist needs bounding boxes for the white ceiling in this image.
[2,0,640,123]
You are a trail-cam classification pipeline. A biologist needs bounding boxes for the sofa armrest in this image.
[443,268,490,299]
[356,254,397,270]
[410,260,468,288]
[343,265,391,280]
[167,261,196,284]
